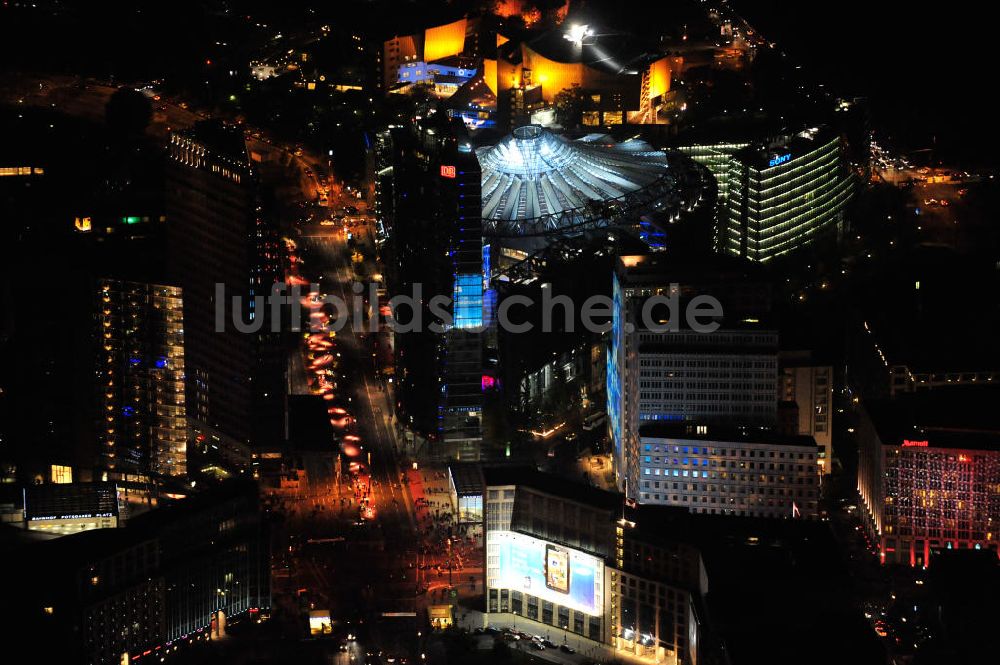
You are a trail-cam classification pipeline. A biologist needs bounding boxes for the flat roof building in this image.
[7,480,269,664]
[857,388,1000,566]
[609,253,778,497]
[637,423,820,519]
[24,482,121,535]
[481,467,878,665]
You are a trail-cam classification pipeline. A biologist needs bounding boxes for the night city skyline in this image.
[1,2,998,665]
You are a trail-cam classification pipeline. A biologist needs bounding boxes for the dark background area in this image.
[733,0,1000,168]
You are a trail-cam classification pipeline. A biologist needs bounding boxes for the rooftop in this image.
[476,126,680,237]
[866,387,1000,451]
[176,118,251,169]
[483,464,621,512]
[521,25,656,76]
[639,422,818,448]
[733,125,841,171]
[448,463,485,496]
[624,505,883,665]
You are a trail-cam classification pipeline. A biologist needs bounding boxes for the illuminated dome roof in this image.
[477,125,677,237]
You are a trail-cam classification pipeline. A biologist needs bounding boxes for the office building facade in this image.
[10,481,269,665]
[484,468,618,643]
[97,279,187,478]
[857,396,1000,566]
[23,482,122,535]
[675,142,750,206]
[779,354,834,475]
[482,467,708,665]
[612,520,707,665]
[609,255,778,497]
[479,466,870,665]
[722,128,854,262]
[440,145,485,460]
[637,424,820,518]
[380,118,485,460]
[166,121,284,462]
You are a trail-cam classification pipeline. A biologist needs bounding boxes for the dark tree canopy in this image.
[105,87,152,139]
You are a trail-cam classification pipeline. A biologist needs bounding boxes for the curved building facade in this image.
[722,129,854,262]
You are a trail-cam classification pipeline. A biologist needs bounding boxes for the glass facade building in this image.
[723,130,854,262]
[440,147,485,459]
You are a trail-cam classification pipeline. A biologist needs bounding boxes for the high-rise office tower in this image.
[678,126,854,263]
[2,108,184,486]
[96,279,186,478]
[379,118,484,460]
[609,254,778,496]
[722,128,854,262]
[166,120,284,466]
[439,145,484,460]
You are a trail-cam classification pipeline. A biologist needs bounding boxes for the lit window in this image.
[50,465,73,484]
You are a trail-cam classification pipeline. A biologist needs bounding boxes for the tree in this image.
[105,88,151,140]
[553,84,586,129]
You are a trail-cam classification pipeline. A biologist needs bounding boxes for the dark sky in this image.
[733,0,1000,167]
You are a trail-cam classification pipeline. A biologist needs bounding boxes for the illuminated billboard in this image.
[308,609,332,635]
[489,530,603,616]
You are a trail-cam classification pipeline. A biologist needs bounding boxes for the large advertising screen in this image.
[489,530,603,616]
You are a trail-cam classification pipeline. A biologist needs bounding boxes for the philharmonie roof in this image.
[476,125,676,237]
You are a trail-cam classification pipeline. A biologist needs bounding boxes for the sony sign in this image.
[768,153,792,168]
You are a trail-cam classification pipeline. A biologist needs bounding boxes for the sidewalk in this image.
[457,607,611,664]
[456,606,675,665]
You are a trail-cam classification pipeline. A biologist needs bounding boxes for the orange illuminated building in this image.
[382,17,469,90]
[493,30,673,126]
[424,17,467,62]
[483,58,498,95]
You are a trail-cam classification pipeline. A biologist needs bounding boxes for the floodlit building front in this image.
[491,26,680,128]
[482,467,706,665]
[856,392,1000,566]
[478,466,868,665]
[381,17,470,90]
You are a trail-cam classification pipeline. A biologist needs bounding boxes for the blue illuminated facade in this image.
[608,273,626,489]
[439,146,485,459]
[608,254,780,501]
[453,273,483,329]
[398,61,477,85]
